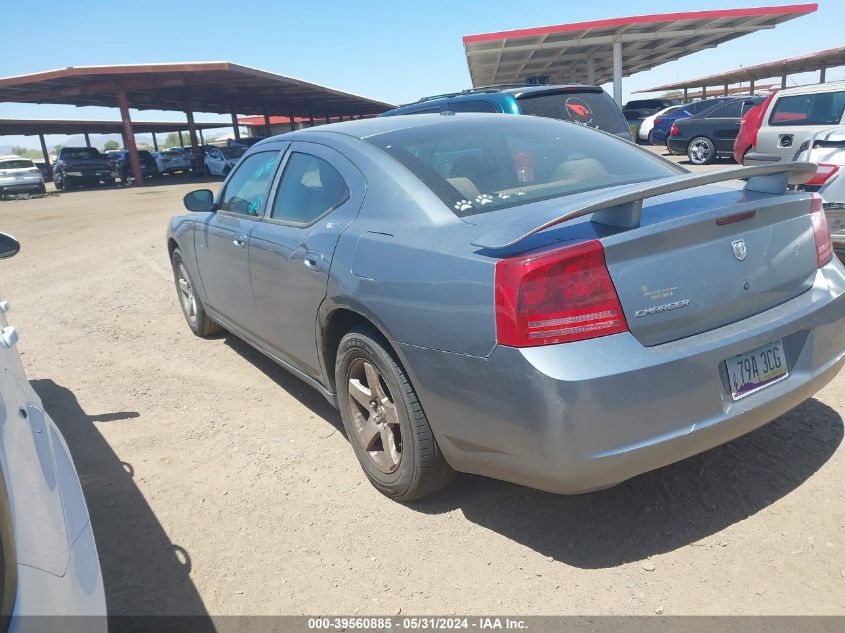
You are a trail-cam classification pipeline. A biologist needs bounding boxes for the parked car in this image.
[651,97,738,146]
[382,84,632,140]
[0,156,45,198]
[153,149,191,175]
[203,145,245,176]
[622,97,681,121]
[744,81,845,167]
[53,147,115,191]
[0,232,107,626]
[168,113,845,501]
[734,91,778,164]
[638,105,683,143]
[667,96,765,165]
[113,149,159,183]
[793,126,845,260]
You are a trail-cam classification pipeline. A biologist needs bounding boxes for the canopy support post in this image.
[84,133,91,148]
[39,134,52,180]
[612,38,622,106]
[231,108,241,140]
[263,107,272,137]
[820,65,827,83]
[683,87,688,102]
[152,132,158,152]
[117,88,143,187]
[586,56,595,85]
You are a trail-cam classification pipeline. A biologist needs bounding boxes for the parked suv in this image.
[382,85,632,141]
[53,147,115,191]
[745,81,845,166]
[113,149,160,183]
[0,156,45,198]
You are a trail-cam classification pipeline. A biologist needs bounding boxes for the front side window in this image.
[366,116,682,217]
[219,151,279,216]
[270,153,350,225]
[770,91,845,126]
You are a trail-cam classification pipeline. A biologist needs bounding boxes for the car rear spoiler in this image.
[471,162,817,250]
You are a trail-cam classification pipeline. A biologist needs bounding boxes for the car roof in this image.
[285,112,516,141]
[777,80,845,96]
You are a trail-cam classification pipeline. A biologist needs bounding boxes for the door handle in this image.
[1,326,18,349]
[303,251,322,272]
[233,233,247,249]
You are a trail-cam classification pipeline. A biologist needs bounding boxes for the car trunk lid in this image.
[603,189,818,346]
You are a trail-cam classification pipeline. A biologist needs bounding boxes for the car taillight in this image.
[670,123,679,136]
[807,163,840,186]
[495,240,628,347]
[654,117,664,124]
[810,194,833,267]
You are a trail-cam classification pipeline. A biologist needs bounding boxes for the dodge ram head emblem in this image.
[732,239,747,261]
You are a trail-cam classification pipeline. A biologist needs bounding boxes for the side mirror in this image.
[183,189,215,212]
[0,233,20,259]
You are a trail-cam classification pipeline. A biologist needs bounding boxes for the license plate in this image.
[726,339,788,400]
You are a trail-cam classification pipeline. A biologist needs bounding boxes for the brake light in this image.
[810,194,833,267]
[654,117,664,125]
[807,163,840,186]
[495,240,628,347]
[670,123,679,136]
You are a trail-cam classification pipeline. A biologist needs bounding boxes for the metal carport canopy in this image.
[0,62,393,185]
[462,4,817,104]
[637,45,845,94]
[0,119,229,135]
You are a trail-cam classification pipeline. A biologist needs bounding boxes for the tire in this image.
[170,248,223,337]
[647,130,657,146]
[687,136,716,165]
[37,183,46,195]
[54,171,65,191]
[335,326,456,501]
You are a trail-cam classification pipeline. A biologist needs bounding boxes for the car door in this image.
[249,141,365,379]
[703,100,743,152]
[206,148,225,176]
[194,147,284,338]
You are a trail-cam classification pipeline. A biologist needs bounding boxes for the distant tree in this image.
[660,91,685,100]
[9,146,42,159]
[103,140,120,151]
[161,132,186,148]
[52,144,63,153]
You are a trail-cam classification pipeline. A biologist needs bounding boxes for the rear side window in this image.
[271,153,350,225]
[366,115,681,217]
[516,91,629,135]
[770,91,845,126]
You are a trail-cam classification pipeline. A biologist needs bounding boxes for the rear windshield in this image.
[365,115,682,217]
[62,148,102,159]
[625,100,664,110]
[0,159,34,169]
[516,90,629,136]
[770,91,845,126]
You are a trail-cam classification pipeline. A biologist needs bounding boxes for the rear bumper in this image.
[0,181,44,195]
[401,259,845,494]
[666,137,687,155]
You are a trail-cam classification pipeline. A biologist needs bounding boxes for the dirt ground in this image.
[1,160,844,617]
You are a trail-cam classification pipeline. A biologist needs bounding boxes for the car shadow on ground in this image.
[410,398,842,569]
[222,334,345,436]
[212,331,842,570]
[31,379,215,625]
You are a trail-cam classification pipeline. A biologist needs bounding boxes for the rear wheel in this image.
[687,136,716,165]
[335,327,455,501]
[54,171,66,191]
[171,248,223,337]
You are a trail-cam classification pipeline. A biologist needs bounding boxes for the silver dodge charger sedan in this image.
[167,113,845,501]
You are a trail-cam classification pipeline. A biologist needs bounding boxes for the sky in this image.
[2,0,844,149]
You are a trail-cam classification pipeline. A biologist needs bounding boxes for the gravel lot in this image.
[1,154,844,617]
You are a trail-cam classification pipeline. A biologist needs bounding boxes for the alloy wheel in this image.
[346,358,402,473]
[176,263,198,325]
[689,139,711,164]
